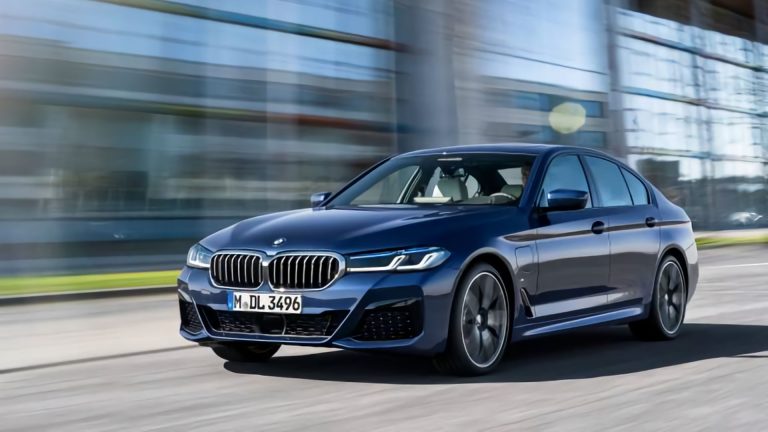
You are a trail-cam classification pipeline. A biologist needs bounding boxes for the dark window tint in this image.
[539,155,591,208]
[584,156,633,207]
[507,91,545,110]
[579,100,604,117]
[621,168,650,205]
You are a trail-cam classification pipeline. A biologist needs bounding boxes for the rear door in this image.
[582,156,660,305]
[532,154,610,318]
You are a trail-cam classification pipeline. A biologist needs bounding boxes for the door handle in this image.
[645,217,657,228]
[591,221,605,235]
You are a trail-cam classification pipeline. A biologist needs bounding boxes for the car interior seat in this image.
[436,177,468,202]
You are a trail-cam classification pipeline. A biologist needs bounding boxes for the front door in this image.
[532,154,610,318]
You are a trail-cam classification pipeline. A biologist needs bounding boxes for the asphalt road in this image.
[2,245,768,431]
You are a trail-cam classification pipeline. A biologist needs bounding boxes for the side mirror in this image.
[310,191,332,208]
[544,189,589,211]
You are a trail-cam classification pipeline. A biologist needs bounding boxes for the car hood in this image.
[201,206,518,254]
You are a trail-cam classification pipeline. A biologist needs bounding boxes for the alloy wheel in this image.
[657,260,686,334]
[460,272,508,368]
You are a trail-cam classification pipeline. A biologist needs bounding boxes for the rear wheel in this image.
[629,255,687,340]
[433,264,510,376]
[210,342,281,362]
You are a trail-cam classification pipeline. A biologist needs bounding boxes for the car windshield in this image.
[328,153,537,207]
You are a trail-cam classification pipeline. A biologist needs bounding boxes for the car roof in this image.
[399,143,607,158]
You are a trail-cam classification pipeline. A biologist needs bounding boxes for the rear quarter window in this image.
[621,168,650,205]
[583,156,633,207]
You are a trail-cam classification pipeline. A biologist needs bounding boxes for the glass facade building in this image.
[0,0,765,272]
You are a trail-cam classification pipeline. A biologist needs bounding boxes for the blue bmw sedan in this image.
[178,144,699,375]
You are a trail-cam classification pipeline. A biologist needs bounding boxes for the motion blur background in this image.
[0,0,766,279]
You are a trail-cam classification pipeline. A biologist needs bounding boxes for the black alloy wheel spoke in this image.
[477,329,484,356]
[488,297,499,310]
[487,285,499,310]
[465,327,479,354]
[481,277,495,308]
[480,334,492,359]
[476,283,484,310]
[465,290,479,318]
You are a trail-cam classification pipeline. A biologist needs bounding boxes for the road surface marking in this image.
[0,345,196,375]
[707,262,768,269]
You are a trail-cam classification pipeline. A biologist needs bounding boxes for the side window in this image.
[583,156,633,207]
[538,155,591,208]
[621,168,650,205]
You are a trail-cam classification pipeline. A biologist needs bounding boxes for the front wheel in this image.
[629,255,687,340]
[210,342,281,362]
[433,264,510,376]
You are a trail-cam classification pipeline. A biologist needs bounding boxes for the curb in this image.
[0,285,177,306]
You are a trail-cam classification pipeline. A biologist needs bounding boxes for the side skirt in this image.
[514,306,645,339]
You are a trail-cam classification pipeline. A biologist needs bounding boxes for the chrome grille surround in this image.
[207,250,345,291]
[268,252,345,291]
[209,250,266,289]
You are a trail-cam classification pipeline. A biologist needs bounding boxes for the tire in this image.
[210,342,281,362]
[629,255,687,341]
[433,263,511,376]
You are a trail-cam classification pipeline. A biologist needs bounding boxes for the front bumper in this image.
[177,262,457,355]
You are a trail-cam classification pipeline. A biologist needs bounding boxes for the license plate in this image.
[228,292,302,314]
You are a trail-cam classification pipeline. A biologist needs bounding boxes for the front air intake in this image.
[179,299,203,334]
[354,299,422,341]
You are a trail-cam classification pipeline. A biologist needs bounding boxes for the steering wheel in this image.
[488,192,515,205]
[489,192,514,200]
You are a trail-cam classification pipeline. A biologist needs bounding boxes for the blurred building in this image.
[614,0,767,229]
[0,0,766,273]
[0,0,396,271]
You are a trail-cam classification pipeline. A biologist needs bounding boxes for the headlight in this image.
[187,243,213,269]
[347,247,450,272]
